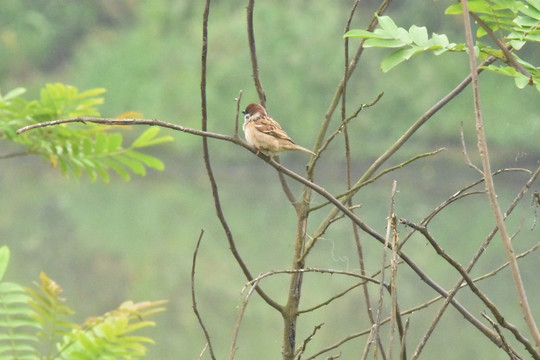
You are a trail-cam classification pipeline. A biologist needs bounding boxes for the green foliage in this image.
[0,246,165,360]
[345,18,465,72]
[345,0,540,90]
[0,247,40,360]
[0,83,173,181]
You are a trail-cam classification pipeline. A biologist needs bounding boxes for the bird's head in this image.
[242,103,267,123]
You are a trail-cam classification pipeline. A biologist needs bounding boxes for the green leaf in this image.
[377,15,400,37]
[107,133,123,152]
[102,158,131,181]
[115,155,146,176]
[132,127,159,148]
[381,47,420,72]
[76,88,107,99]
[431,33,450,47]
[445,2,466,14]
[0,247,9,281]
[126,151,165,171]
[1,87,26,101]
[93,162,110,183]
[514,73,531,88]
[344,29,392,39]
[364,38,409,48]
[94,133,108,154]
[521,1,540,18]
[409,25,429,47]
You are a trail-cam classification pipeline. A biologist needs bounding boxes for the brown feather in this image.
[242,103,315,156]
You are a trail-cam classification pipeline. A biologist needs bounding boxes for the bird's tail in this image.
[294,145,316,156]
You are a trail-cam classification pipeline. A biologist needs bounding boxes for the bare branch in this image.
[298,282,362,314]
[482,313,520,360]
[317,92,384,155]
[401,220,539,360]
[246,0,266,106]
[275,156,299,209]
[191,230,216,360]
[460,122,483,174]
[234,90,243,137]
[228,279,259,360]
[308,0,392,180]
[246,268,382,288]
[200,0,281,314]
[409,166,540,360]
[462,0,540,350]
[17,116,239,142]
[294,323,324,360]
[308,148,445,216]
[473,242,540,283]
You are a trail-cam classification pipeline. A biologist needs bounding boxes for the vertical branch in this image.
[246,0,266,107]
[244,4,305,359]
[387,181,403,360]
[342,0,386,357]
[461,0,540,350]
[234,90,243,138]
[246,0,296,207]
[201,0,281,312]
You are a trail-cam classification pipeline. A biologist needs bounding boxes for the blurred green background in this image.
[1,0,539,358]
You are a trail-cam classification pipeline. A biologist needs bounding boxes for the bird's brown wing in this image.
[253,116,295,143]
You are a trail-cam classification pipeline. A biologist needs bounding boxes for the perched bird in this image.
[242,103,315,156]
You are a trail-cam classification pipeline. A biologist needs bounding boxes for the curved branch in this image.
[200,0,282,314]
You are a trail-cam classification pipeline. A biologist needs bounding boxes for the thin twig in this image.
[234,90,243,137]
[17,116,239,140]
[200,0,282,313]
[191,230,216,360]
[199,343,209,360]
[275,155,299,208]
[409,166,540,360]
[307,0,391,179]
[309,148,444,216]
[401,220,539,360]
[317,92,384,155]
[246,268,382,288]
[298,282,362,314]
[473,241,540,283]
[482,313,518,360]
[341,5,382,348]
[462,0,540,351]
[294,323,324,360]
[228,279,259,360]
[460,122,483,174]
[246,0,266,107]
[469,11,530,77]
[306,297,442,360]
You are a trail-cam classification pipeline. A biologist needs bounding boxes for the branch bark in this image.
[461,0,540,351]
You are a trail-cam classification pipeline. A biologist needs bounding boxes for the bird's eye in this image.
[244,113,250,121]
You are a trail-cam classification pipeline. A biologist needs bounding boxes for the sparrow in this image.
[242,103,315,156]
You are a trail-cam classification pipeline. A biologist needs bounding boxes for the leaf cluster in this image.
[0,83,173,181]
[0,246,165,360]
[345,0,540,90]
